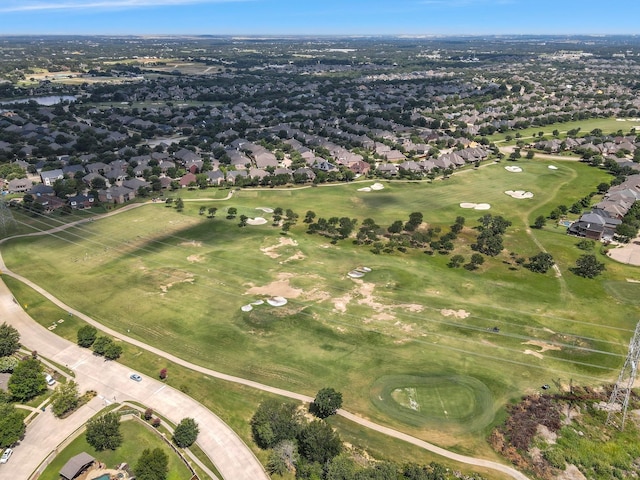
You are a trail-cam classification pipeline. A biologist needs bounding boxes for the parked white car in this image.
[0,448,13,464]
[45,374,55,386]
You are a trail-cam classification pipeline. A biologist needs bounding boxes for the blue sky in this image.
[0,0,638,36]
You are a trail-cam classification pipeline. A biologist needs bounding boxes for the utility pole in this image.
[606,321,640,430]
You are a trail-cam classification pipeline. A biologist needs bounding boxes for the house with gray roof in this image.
[40,169,64,186]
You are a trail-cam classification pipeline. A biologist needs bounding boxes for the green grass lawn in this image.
[487,117,639,143]
[38,418,193,480]
[1,158,636,457]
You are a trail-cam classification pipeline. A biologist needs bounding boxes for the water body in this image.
[0,95,77,106]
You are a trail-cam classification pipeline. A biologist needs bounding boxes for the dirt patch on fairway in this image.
[179,240,202,247]
[187,254,204,263]
[332,279,424,322]
[523,340,561,353]
[523,349,544,359]
[440,309,470,319]
[260,237,299,259]
[160,275,195,294]
[245,272,304,298]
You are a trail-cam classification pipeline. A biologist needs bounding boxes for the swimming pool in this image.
[91,475,110,480]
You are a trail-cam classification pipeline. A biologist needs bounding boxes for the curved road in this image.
[0,281,268,480]
[0,205,529,480]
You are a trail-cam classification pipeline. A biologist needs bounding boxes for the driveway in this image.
[0,281,268,480]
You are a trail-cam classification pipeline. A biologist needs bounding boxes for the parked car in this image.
[0,448,13,464]
[45,374,55,386]
[130,373,142,382]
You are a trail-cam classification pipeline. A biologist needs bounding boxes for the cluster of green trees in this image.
[250,399,342,478]
[251,393,484,480]
[77,325,122,360]
[471,214,512,256]
[0,323,27,449]
[615,201,640,242]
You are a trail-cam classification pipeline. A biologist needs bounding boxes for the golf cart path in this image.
[0,214,529,480]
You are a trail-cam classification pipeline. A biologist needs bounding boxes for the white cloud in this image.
[0,0,249,13]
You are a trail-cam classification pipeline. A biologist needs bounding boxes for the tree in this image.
[134,448,168,480]
[226,207,238,219]
[532,215,546,229]
[51,381,80,417]
[571,254,606,278]
[207,206,217,217]
[0,403,25,448]
[238,214,248,227]
[311,388,343,419]
[447,254,465,268]
[104,342,123,360]
[298,420,342,464]
[175,197,184,212]
[76,325,97,348]
[173,417,199,448]
[92,336,112,356]
[0,356,18,373]
[8,357,47,402]
[304,210,316,223]
[250,399,301,449]
[0,322,20,357]
[387,220,404,234]
[526,252,555,274]
[86,412,122,451]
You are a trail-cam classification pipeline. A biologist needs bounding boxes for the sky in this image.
[0,0,638,36]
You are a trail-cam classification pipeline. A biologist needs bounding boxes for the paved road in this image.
[0,281,268,480]
[0,202,530,480]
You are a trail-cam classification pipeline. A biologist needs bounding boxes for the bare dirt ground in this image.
[440,309,470,319]
[260,237,299,258]
[522,340,561,359]
[245,272,304,298]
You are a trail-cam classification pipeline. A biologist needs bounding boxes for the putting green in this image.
[371,375,494,431]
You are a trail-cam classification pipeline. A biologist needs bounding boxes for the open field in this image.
[488,117,639,143]
[2,158,638,456]
[38,418,193,480]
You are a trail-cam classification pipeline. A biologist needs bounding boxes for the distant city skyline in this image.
[0,0,638,36]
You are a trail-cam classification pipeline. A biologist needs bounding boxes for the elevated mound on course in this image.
[370,375,494,431]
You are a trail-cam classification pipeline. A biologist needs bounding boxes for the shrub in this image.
[144,408,153,421]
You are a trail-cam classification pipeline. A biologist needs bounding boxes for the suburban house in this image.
[40,169,64,186]
[68,194,95,209]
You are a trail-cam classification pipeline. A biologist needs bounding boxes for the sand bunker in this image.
[505,166,523,173]
[548,165,558,170]
[241,304,253,312]
[247,217,268,225]
[256,207,274,213]
[267,296,288,307]
[505,190,534,199]
[358,183,385,192]
[440,309,470,319]
[460,202,477,209]
[474,203,491,210]
[348,270,365,278]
